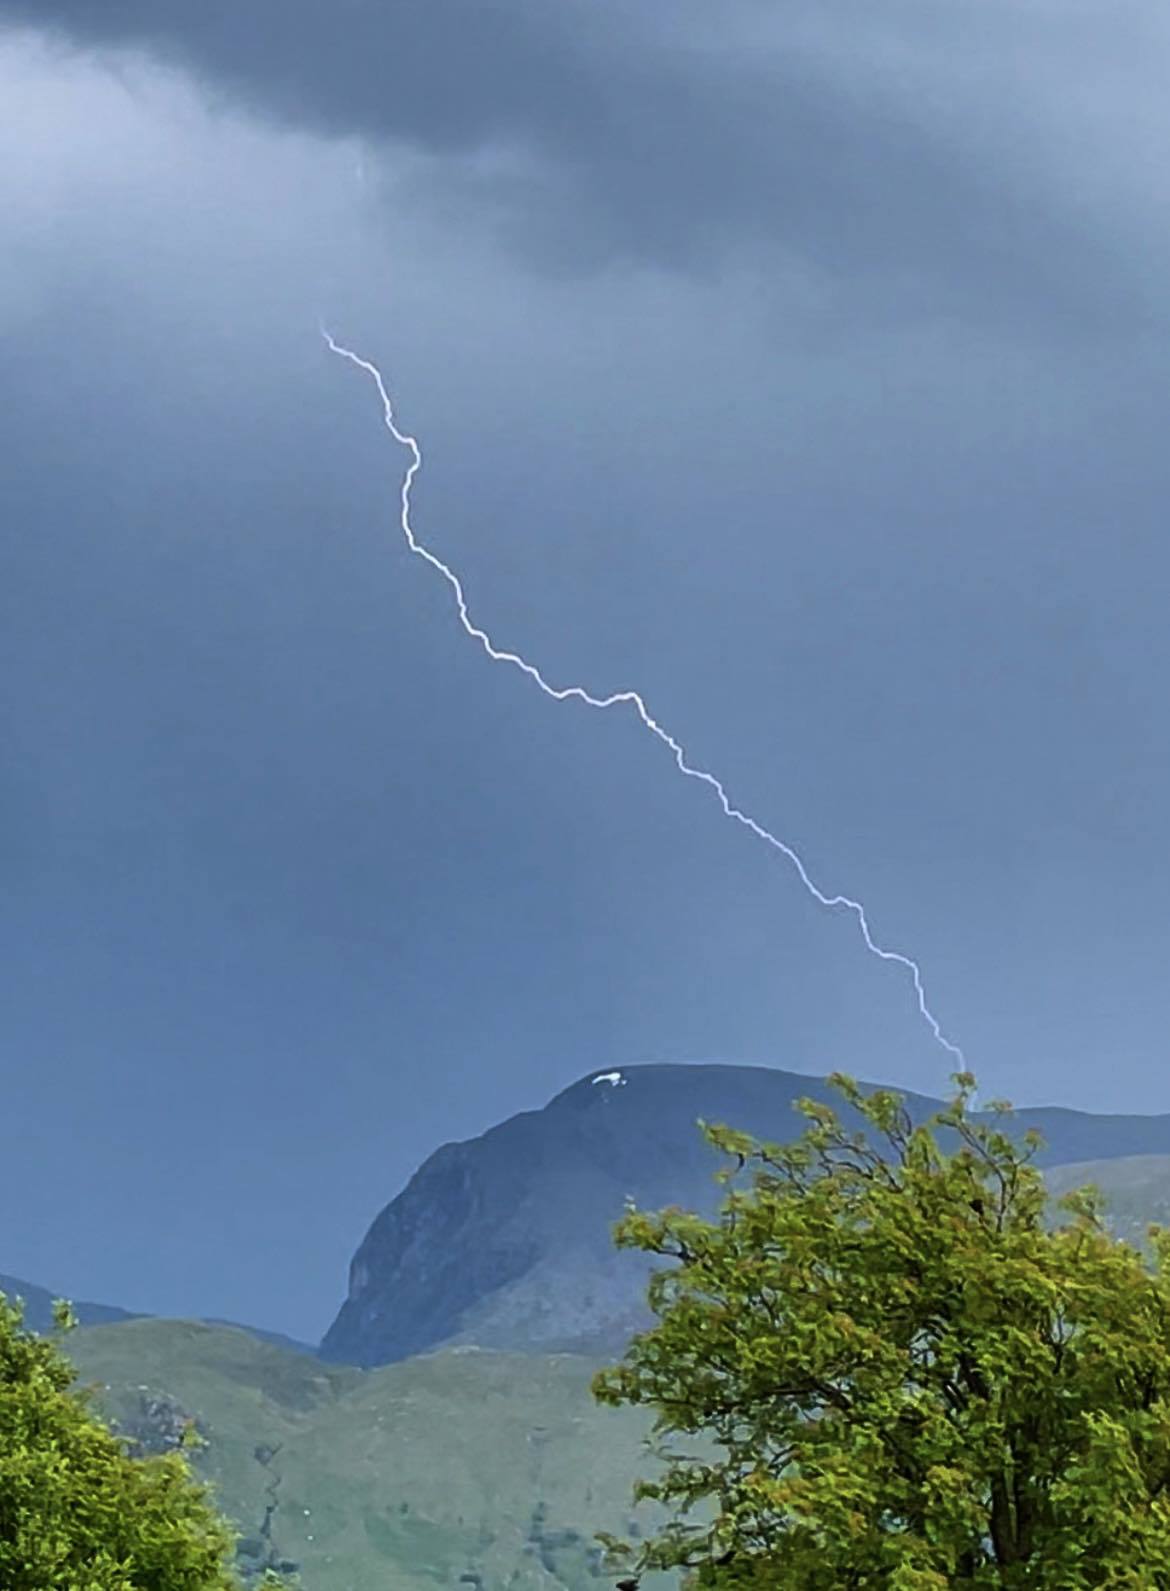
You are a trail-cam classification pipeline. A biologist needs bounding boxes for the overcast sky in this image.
[3,2,1170,1341]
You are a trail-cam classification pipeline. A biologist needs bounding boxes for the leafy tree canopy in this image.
[0,1291,264,1590]
[593,1072,1170,1589]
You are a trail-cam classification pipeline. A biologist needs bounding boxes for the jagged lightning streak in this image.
[323,330,964,1063]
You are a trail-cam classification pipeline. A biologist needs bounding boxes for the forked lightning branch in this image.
[323,330,963,1064]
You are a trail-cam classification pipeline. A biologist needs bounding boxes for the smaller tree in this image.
[0,1291,273,1590]
[593,1072,1170,1589]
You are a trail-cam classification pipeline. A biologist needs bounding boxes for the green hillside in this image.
[63,1319,678,1591]
[1044,1154,1170,1249]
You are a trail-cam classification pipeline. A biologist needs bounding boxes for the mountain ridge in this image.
[0,1271,314,1356]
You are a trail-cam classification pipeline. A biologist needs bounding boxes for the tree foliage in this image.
[0,1291,257,1590]
[593,1072,1170,1588]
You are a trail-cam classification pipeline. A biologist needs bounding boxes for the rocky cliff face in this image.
[319,1061,1170,1368]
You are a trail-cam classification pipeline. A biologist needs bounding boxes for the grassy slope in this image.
[65,1320,677,1591]
[1044,1154,1170,1248]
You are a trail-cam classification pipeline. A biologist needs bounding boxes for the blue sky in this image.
[3,4,1170,1340]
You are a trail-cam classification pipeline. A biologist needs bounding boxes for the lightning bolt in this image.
[323,330,964,1064]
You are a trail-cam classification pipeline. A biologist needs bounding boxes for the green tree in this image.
[593,1072,1170,1589]
[0,1291,270,1590]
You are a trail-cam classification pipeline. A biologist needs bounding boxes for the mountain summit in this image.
[320,1062,1170,1367]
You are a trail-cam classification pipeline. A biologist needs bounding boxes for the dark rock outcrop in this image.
[116,1387,208,1458]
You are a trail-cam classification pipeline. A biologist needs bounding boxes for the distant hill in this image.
[321,1062,1170,1367]
[64,1319,678,1591]
[200,1319,317,1356]
[1044,1154,1170,1249]
[0,1271,140,1333]
[0,1272,315,1356]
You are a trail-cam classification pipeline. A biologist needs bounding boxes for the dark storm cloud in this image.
[7,10,1170,1340]
[0,0,1143,323]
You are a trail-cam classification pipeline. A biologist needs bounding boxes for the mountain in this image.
[0,1271,140,1333]
[0,1272,314,1356]
[15,1062,1170,1378]
[64,1318,678,1591]
[321,1062,1170,1368]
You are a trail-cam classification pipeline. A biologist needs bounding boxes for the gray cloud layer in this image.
[4,0,1160,324]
